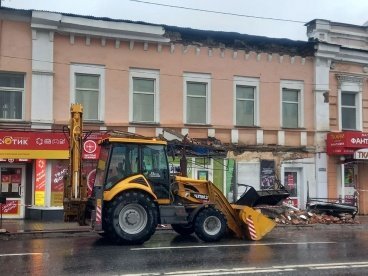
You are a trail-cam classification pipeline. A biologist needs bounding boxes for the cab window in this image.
[141,144,170,198]
[105,144,138,189]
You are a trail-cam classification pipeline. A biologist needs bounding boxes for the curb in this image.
[0,225,174,240]
[274,223,366,231]
[0,223,366,240]
[0,228,93,240]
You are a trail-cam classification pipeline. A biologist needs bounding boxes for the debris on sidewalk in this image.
[256,203,360,225]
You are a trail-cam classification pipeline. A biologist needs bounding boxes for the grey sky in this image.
[2,0,368,41]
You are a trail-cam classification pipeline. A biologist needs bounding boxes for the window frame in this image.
[233,76,259,127]
[338,79,362,131]
[183,72,211,125]
[129,68,160,124]
[0,72,25,121]
[70,64,105,122]
[280,80,304,128]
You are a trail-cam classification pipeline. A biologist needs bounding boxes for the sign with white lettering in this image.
[354,148,368,160]
[327,131,368,155]
[0,131,68,159]
[35,159,46,206]
[0,131,103,160]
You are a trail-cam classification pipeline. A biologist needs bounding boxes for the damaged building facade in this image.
[306,20,368,214]
[4,7,365,219]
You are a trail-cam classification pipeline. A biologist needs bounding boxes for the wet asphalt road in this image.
[1,228,368,275]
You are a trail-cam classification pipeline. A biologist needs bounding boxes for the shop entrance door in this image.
[284,169,300,208]
[342,163,357,204]
[0,165,26,218]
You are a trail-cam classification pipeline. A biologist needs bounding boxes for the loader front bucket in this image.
[239,206,276,241]
[204,180,276,241]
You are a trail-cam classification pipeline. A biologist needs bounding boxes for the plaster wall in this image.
[52,34,315,143]
[0,20,32,121]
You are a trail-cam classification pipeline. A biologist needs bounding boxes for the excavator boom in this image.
[63,103,88,224]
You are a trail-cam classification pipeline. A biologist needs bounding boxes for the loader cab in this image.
[94,139,170,199]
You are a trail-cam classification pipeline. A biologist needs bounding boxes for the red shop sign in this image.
[0,131,104,160]
[326,131,368,155]
[0,131,68,150]
[82,133,104,160]
[83,139,100,160]
[35,159,46,192]
[1,200,19,214]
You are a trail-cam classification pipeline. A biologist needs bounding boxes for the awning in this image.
[0,131,103,160]
[327,131,368,155]
[0,131,69,159]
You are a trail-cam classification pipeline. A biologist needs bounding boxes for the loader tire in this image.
[194,207,227,242]
[105,191,158,245]
[171,223,195,236]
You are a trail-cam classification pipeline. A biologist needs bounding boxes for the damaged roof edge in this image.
[164,25,316,57]
[0,6,316,56]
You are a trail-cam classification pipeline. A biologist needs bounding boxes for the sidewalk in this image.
[0,218,172,239]
[0,219,92,239]
[0,215,367,239]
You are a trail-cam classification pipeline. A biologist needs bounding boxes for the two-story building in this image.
[1,7,319,219]
[307,20,368,214]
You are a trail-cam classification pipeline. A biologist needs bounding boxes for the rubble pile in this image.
[257,205,360,225]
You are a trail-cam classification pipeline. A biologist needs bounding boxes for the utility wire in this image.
[129,0,306,24]
[1,54,357,88]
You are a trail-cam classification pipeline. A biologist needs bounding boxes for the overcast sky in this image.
[2,0,368,41]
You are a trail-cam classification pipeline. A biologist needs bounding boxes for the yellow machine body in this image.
[173,176,276,240]
[65,104,276,242]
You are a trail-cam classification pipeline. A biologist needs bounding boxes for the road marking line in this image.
[165,267,258,275]
[0,253,44,257]
[124,268,296,276]
[351,264,368,268]
[310,263,368,270]
[274,261,368,269]
[313,265,348,270]
[131,241,335,251]
[123,262,368,276]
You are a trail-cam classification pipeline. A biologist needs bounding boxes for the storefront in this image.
[326,131,368,214]
[0,131,100,220]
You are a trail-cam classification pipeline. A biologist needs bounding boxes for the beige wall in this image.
[327,61,368,214]
[53,33,314,146]
[329,62,368,131]
[0,20,32,121]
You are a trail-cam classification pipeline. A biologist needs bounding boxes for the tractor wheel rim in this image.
[204,215,221,235]
[119,203,147,234]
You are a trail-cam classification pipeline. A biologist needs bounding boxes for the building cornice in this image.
[31,11,170,43]
[315,43,368,65]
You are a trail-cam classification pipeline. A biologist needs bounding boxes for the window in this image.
[282,89,299,128]
[70,64,105,121]
[337,76,363,131]
[133,78,155,122]
[0,73,24,120]
[234,77,259,126]
[141,144,169,199]
[184,73,211,124]
[281,81,304,128]
[237,162,260,193]
[75,74,99,120]
[341,92,357,129]
[129,69,159,123]
[104,144,138,190]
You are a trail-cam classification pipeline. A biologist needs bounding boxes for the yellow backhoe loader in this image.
[64,104,276,244]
